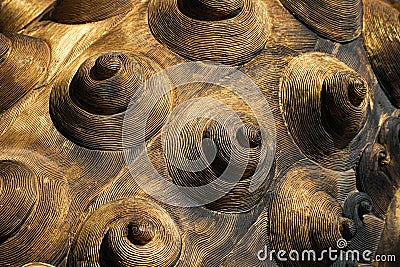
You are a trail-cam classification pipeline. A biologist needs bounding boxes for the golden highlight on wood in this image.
[68,198,182,267]
[278,0,362,42]
[0,33,50,112]
[51,0,137,24]
[364,0,400,108]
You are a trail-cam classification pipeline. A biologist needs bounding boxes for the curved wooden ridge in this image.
[357,116,400,218]
[270,164,383,266]
[22,263,56,267]
[278,0,362,42]
[0,161,38,244]
[51,0,137,24]
[0,0,54,31]
[0,33,50,112]
[178,0,244,21]
[153,83,275,212]
[148,0,270,65]
[269,167,348,257]
[363,0,400,108]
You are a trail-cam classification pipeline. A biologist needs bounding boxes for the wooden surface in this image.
[0,0,399,266]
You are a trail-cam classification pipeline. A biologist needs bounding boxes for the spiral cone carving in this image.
[158,83,275,212]
[50,51,172,150]
[364,0,400,108]
[269,165,356,266]
[51,0,136,24]
[68,198,182,267]
[280,53,368,166]
[357,116,400,218]
[343,192,373,228]
[0,158,70,266]
[148,0,270,65]
[278,0,362,42]
[0,33,50,112]
[70,53,142,115]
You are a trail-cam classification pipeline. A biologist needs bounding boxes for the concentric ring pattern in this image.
[148,0,270,65]
[68,198,182,267]
[280,52,368,167]
[50,51,172,150]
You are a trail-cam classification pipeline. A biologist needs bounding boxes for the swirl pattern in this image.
[269,165,355,266]
[363,0,400,108]
[178,0,243,21]
[148,0,270,65]
[50,51,172,150]
[278,0,362,42]
[0,33,50,112]
[0,157,70,266]
[0,1,397,265]
[280,52,368,168]
[0,161,38,244]
[51,0,137,24]
[68,198,181,267]
[148,80,276,212]
[341,192,384,263]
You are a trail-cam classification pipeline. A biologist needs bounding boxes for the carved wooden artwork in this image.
[0,0,399,266]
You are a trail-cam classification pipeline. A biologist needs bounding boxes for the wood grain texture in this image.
[0,0,399,266]
[148,0,270,65]
[0,33,50,112]
[364,0,400,108]
[279,52,369,170]
[50,51,172,150]
[0,0,53,31]
[51,0,137,24]
[278,0,362,42]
